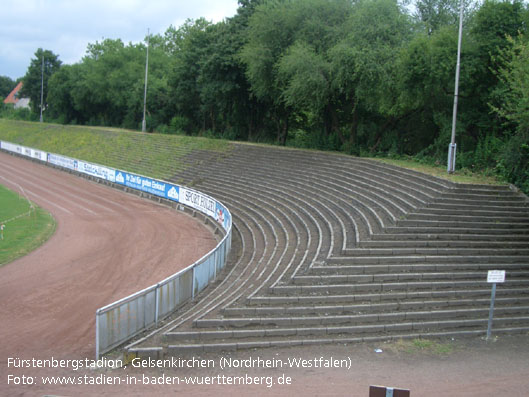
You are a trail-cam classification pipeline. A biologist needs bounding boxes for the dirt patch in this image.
[3,334,529,396]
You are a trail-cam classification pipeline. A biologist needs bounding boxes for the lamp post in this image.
[39,54,44,123]
[448,0,464,173]
[142,29,150,133]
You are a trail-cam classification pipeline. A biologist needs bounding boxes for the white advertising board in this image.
[179,187,216,218]
[30,148,48,162]
[77,161,116,182]
[1,141,23,154]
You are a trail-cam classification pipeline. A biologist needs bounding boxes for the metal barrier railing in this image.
[95,227,231,359]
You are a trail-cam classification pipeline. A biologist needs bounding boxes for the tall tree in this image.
[491,34,529,190]
[21,48,61,115]
[329,0,413,151]
[240,0,352,145]
[0,76,16,99]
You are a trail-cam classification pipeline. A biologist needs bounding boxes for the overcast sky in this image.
[0,0,240,80]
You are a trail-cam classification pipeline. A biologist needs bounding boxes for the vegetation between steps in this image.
[0,119,231,180]
[0,119,514,188]
[383,338,455,356]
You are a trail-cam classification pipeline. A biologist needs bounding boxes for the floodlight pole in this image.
[142,28,150,133]
[40,54,44,123]
[448,0,464,174]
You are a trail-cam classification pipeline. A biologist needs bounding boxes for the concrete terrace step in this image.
[370,233,529,241]
[426,203,529,212]
[191,306,529,329]
[247,287,529,305]
[416,207,529,217]
[290,271,529,285]
[326,255,529,265]
[269,279,529,295]
[395,219,529,228]
[163,316,529,345]
[439,192,524,201]
[223,296,529,317]
[383,226,529,235]
[405,213,529,223]
[340,248,529,257]
[431,197,527,207]
[157,326,529,355]
[310,262,529,275]
[358,240,529,248]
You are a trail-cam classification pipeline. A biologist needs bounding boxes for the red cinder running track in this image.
[0,151,217,362]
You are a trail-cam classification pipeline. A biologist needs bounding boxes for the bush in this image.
[0,103,36,121]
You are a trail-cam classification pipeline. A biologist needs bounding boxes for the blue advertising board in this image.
[114,171,180,202]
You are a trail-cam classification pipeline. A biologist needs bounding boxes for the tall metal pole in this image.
[142,29,150,133]
[39,54,44,123]
[486,282,497,340]
[448,0,464,173]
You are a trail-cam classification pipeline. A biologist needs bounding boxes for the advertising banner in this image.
[30,149,48,162]
[215,202,231,232]
[114,171,180,201]
[179,187,216,218]
[0,141,48,163]
[1,141,23,154]
[47,153,78,171]
[77,161,116,182]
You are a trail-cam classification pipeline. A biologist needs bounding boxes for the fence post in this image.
[95,310,100,360]
[192,266,196,299]
[214,250,218,279]
[155,283,159,326]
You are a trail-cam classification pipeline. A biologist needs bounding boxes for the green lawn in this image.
[0,184,56,266]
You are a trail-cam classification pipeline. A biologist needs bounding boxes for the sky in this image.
[0,0,240,80]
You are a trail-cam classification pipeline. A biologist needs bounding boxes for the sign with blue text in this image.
[114,171,179,202]
[47,153,78,171]
[78,161,116,182]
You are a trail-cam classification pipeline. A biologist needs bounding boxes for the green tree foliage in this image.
[0,76,16,99]
[21,48,61,115]
[492,34,529,191]
[47,37,171,129]
[21,0,529,192]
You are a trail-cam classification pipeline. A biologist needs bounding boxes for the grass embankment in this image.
[0,184,56,266]
[0,119,504,186]
[372,157,504,186]
[0,119,231,180]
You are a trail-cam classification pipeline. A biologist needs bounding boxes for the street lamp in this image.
[142,29,150,133]
[448,0,464,173]
[40,54,44,123]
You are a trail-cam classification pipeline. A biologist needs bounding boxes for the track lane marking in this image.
[0,156,130,211]
[0,170,97,215]
[0,175,73,214]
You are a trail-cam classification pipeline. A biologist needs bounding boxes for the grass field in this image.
[0,184,56,266]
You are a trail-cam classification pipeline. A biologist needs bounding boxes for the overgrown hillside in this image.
[0,119,512,189]
[0,120,231,180]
